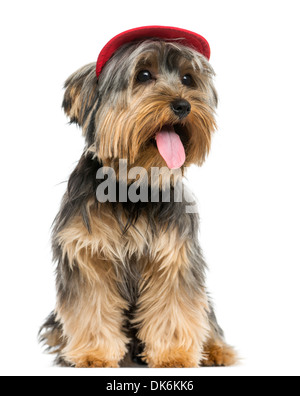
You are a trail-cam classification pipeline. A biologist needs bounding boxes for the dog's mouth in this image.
[154,124,188,169]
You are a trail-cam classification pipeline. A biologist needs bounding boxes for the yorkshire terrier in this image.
[40,26,237,368]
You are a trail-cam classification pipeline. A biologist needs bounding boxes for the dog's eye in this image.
[182,74,194,87]
[137,70,152,83]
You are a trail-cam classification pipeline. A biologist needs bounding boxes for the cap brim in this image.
[96,26,210,78]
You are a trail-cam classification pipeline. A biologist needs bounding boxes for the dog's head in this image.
[63,40,217,170]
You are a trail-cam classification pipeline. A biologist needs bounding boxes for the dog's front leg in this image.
[134,232,210,368]
[54,218,129,368]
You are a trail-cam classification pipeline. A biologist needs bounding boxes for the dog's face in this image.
[63,40,217,170]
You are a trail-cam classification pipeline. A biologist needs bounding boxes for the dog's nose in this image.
[171,99,191,119]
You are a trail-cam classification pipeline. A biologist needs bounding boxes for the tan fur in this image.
[55,204,210,368]
[95,92,215,168]
[55,254,129,367]
[134,237,209,368]
[93,48,216,169]
[44,41,233,368]
[55,204,135,366]
[202,339,238,367]
[57,202,150,273]
[149,348,202,368]
[63,62,99,127]
[43,326,66,354]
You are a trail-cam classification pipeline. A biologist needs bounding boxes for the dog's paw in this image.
[201,341,238,367]
[146,348,200,368]
[75,356,119,368]
[151,360,198,368]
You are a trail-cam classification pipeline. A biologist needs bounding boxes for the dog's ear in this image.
[62,63,98,126]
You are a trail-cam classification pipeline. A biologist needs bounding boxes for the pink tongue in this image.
[156,126,186,169]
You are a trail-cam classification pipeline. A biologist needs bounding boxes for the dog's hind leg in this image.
[39,311,72,367]
[201,301,238,367]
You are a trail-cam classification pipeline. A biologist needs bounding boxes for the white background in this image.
[1,0,299,376]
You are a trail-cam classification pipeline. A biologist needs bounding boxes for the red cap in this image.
[96,26,210,78]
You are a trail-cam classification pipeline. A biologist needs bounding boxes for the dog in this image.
[40,26,237,368]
